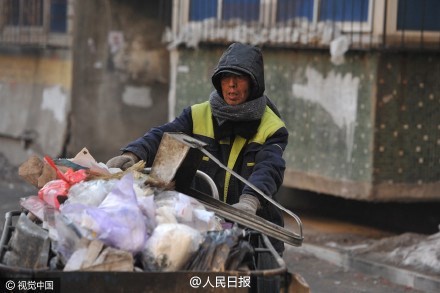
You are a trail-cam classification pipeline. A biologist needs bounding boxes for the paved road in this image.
[283,244,424,292]
[282,213,426,293]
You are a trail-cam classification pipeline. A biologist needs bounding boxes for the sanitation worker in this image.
[106,42,288,256]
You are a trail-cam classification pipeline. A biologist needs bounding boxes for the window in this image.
[383,0,440,48]
[184,0,372,31]
[172,0,440,50]
[189,0,260,22]
[0,0,69,47]
[318,0,369,22]
[5,0,44,27]
[276,0,314,22]
[189,0,217,21]
[222,0,260,22]
[276,0,372,32]
[397,0,440,31]
[50,0,67,33]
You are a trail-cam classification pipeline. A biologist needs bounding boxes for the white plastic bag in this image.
[142,223,203,271]
[154,190,221,232]
[65,179,117,207]
[71,173,148,253]
[330,35,350,65]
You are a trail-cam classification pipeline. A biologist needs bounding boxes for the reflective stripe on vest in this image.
[224,136,247,202]
[191,101,285,202]
[192,101,214,138]
[250,107,285,144]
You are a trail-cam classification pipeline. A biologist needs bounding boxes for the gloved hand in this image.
[106,152,139,170]
[232,194,260,215]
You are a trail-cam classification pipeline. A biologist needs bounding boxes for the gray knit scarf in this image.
[209,91,266,125]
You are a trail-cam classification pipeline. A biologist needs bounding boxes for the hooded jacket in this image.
[123,43,288,252]
[212,42,265,100]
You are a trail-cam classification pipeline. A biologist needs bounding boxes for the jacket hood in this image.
[212,43,265,100]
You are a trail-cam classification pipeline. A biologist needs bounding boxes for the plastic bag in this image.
[77,173,148,253]
[142,223,203,272]
[38,180,70,209]
[64,179,117,207]
[20,195,51,221]
[330,35,350,65]
[44,156,87,185]
[46,209,84,265]
[154,190,221,232]
[38,156,88,209]
[184,227,250,272]
[136,194,157,234]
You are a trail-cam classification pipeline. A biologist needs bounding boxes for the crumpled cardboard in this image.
[18,155,57,188]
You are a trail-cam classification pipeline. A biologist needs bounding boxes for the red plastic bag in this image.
[44,156,87,185]
[63,168,88,185]
[38,156,88,208]
[38,180,70,209]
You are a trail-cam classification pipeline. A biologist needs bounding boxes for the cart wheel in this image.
[253,235,281,293]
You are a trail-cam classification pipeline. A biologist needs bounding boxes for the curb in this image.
[300,243,440,293]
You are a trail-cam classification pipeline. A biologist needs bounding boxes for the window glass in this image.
[277,0,314,22]
[222,0,260,22]
[6,0,44,26]
[5,0,19,25]
[190,0,217,21]
[397,0,440,31]
[318,0,369,22]
[50,0,67,32]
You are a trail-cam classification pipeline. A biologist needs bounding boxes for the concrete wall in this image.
[171,46,440,202]
[0,0,170,167]
[0,49,72,166]
[67,0,170,163]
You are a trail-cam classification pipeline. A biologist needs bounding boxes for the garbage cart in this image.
[0,211,308,293]
[0,133,307,292]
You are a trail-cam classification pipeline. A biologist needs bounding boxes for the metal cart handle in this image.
[144,168,219,200]
[183,137,304,241]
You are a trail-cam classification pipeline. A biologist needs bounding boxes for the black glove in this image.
[106,152,139,170]
[232,194,260,215]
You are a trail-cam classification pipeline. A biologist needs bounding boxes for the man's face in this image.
[220,74,250,105]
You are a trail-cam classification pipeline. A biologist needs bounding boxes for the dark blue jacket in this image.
[123,43,288,252]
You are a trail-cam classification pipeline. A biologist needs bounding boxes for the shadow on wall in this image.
[276,186,440,235]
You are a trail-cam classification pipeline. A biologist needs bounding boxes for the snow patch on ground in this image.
[386,232,440,274]
[327,231,440,276]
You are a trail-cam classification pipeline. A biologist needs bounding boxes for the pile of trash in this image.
[1,148,254,273]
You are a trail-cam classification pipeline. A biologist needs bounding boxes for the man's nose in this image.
[227,77,237,87]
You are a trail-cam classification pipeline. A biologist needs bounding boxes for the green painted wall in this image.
[374,53,440,185]
[263,50,376,184]
[174,49,219,112]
